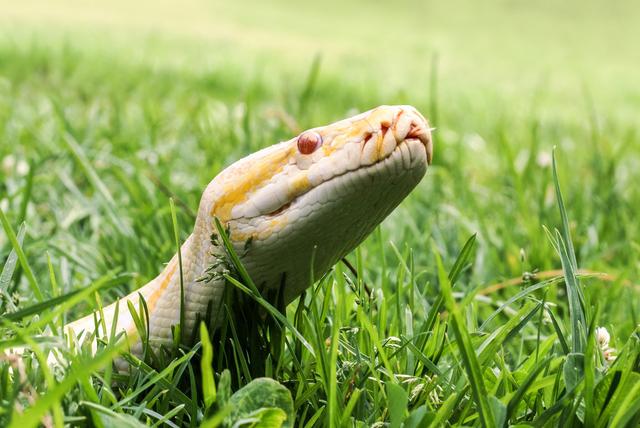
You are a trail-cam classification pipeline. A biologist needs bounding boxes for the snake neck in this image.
[138,189,230,345]
[64,189,226,351]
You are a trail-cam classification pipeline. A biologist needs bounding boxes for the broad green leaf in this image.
[232,407,287,428]
[226,378,294,428]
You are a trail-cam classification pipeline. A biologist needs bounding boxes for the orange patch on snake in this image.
[145,261,178,312]
[211,148,294,220]
[288,173,310,198]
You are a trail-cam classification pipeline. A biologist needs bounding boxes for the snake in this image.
[19,105,433,363]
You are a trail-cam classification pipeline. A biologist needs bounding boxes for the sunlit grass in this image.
[1,29,639,427]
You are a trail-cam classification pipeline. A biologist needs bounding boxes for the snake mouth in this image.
[367,108,432,165]
[396,110,433,165]
[407,125,433,165]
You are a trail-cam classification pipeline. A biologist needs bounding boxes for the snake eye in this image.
[297,131,322,155]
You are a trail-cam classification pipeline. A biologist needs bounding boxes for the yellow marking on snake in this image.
[288,173,310,198]
[145,261,178,312]
[211,147,295,220]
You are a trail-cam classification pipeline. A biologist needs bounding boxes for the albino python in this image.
[16,105,433,362]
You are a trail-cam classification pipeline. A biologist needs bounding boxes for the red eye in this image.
[297,131,322,155]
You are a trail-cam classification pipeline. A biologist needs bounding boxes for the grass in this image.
[1,1,640,425]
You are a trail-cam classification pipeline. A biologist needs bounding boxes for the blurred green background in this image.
[3,0,639,110]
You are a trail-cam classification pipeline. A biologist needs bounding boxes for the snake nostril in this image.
[380,124,389,136]
[407,122,422,139]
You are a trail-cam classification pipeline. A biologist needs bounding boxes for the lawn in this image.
[1,1,639,426]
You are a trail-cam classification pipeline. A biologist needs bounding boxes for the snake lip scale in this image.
[9,104,433,366]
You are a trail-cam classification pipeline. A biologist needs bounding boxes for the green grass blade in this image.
[555,229,587,354]
[0,208,44,301]
[434,244,494,427]
[448,233,476,285]
[607,374,640,428]
[223,275,314,356]
[199,322,216,411]
[505,356,552,420]
[0,223,26,312]
[552,148,577,270]
[169,198,186,344]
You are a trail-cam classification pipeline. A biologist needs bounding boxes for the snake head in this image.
[205,105,433,302]
[212,105,432,221]
[298,104,433,167]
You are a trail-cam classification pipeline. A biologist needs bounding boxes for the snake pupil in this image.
[297,131,322,155]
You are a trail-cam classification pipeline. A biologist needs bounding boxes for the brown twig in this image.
[341,257,372,297]
[478,269,639,296]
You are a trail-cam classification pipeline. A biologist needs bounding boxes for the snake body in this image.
[59,105,433,359]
